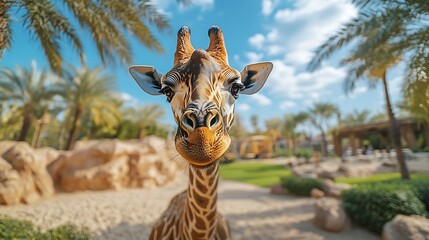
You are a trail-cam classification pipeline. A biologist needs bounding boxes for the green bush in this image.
[273,149,293,158]
[406,180,429,212]
[342,184,427,234]
[294,148,313,160]
[280,176,323,196]
[0,215,92,240]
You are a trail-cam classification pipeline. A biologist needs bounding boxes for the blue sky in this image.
[0,0,404,131]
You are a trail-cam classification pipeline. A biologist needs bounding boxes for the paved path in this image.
[0,178,378,240]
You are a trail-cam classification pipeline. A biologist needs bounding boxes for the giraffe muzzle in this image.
[180,108,222,133]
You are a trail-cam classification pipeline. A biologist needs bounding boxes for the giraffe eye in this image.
[230,83,244,99]
[160,87,174,102]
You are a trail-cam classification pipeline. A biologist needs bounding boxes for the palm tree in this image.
[0,64,59,141]
[1,0,169,73]
[307,0,428,179]
[309,103,339,157]
[282,112,309,154]
[344,109,372,126]
[58,66,119,150]
[250,115,260,134]
[265,117,283,151]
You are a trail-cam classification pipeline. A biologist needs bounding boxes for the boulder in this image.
[321,180,351,199]
[317,170,336,181]
[270,183,288,195]
[337,163,376,177]
[49,138,178,192]
[382,215,429,240]
[314,197,350,232]
[0,142,55,205]
[311,188,325,199]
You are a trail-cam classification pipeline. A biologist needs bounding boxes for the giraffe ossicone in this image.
[129,26,273,240]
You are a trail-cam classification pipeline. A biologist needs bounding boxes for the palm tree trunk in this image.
[17,108,32,141]
[31,120,44,148]
[66,107,83,150]
[382,71,409,179]
[319,128,328,157]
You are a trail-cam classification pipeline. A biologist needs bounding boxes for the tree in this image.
[1,0,169,73]
[250,115,260,134]
[344,109,372,126]
[282,112,309,154]
[265,117,283,151]
[309,103,338,157]
[230,115,247,139]
[307,1,420,179]
[0,64,59,141]
[58,66,119,150]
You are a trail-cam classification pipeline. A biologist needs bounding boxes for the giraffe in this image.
[129,26,273,240]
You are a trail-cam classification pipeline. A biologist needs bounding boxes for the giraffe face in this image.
[129,26,273,167]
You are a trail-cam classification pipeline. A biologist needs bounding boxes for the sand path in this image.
[0,178,378,240]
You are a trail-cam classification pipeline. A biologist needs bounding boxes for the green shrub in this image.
[273,149,293,158]
[294,148,313,160]
[280,176,323,196]
[0,215,42,239]
[342,184,427,234]
[407,180,429,212]
[43,224,92,240]
[0,215,92,240]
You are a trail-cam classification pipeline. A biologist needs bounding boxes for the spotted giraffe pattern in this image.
[148,163,230,240]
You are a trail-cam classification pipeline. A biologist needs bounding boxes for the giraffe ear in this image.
[129,66,164,95]
[240,62,273,95]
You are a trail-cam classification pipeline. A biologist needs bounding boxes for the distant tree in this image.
[282,112,309,154]
[0,64,59,141]
[309,103,339,156]
[1,0,169,73]
[58,66,119,149]
[402,75,429,124]
[230,115,247,139]
[265,117,283,151]
[344,109,372,126]
[250,115,260,134]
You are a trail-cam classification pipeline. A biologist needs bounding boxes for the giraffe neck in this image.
[183,162,219,239]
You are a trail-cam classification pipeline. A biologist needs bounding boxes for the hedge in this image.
[342,184,427,234]
[0,215,92,240]
[280,176,323,196]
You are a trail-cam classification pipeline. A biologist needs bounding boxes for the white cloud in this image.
[266,60,346,100]
[118,92,140,108]
[236,103,250,112]
[342,86,368,99]
[191,0,214,9]
[248,34,265,49]
[262,0,274,16]
[246,52,264,63]
[248,93,272,106]
[279,101,295,110]
[251,0,357,64]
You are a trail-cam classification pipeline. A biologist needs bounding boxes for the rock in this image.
[321,180,351,199]
[314,197,350,232]
[270,183,288,195]
[382,215,429,240]
[311,188,325,199]
[0,142,54,205]
[337,163,376,177]
[49,138,178,192]
[317,170,336,181]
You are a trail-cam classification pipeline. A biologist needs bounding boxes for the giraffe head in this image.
[129,26,272,167]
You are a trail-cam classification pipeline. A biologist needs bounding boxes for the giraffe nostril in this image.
[209,114,218,128]
[184,114,195,129]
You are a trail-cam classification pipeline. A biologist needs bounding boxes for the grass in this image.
[220,161,429,187]
[219,162,292,187]
[336,172,429,185]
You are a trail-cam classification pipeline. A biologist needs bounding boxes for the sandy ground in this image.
[0,177,378,240]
